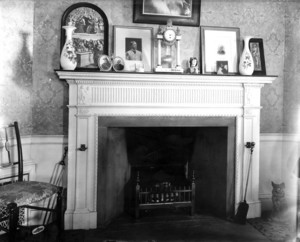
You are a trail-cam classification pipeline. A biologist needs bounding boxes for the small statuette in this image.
[187,57,199,74]
[158,26,164,35]
[176,27,181,36]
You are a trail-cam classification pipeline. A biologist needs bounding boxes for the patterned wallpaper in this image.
[0,0,34,135]
[283,2,300,133]
[200,0,286,133]
[1,0,299,135]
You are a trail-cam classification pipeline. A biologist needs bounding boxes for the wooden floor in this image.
[0,209,271,242]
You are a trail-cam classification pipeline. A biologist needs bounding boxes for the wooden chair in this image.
[0,121,65,241]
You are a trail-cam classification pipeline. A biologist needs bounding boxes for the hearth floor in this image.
[0,210,271,242]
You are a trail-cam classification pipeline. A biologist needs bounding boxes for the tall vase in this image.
[60,25,77,70]
[239,36,254,76]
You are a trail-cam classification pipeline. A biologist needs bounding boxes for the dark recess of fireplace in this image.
[97,117,235,227]
[126,127,196,182]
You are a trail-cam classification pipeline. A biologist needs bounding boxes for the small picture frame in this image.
[200,26,240,74]
[113,25,153,72]
[112,56,125,72]
[249,38,266,75]
[187,57,199,74]
[98,55,112,72]
[61,3,109,70]
[216,61,228,75]
[133,0,201,27]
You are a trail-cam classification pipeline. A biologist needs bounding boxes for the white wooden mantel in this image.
[56,71,275,230]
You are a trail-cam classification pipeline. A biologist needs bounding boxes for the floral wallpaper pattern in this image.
[1,0,299,135]
[283,2,300,133]
[0,0,34,135]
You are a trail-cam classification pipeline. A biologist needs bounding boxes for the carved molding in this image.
[244,108,259,116]
[93,115,98,212]
[244,84,263,106]
[56,71,275,85]
[77,108,91,116]
[83,85,244,106]
[235,116,242,205]
[95,113,241,117]
[75,84,244,107]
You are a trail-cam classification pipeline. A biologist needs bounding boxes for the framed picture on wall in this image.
[61,3,109,70]
[249,38,266,75]
[200,26,240,75]
[113,25,153,72]
[133,0,201,27]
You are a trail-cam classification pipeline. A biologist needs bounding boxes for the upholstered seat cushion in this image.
[0,181,60,207]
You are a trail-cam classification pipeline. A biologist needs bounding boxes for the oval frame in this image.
[112,56,125,72]
[61,2,109,71]
[98,55,112,72]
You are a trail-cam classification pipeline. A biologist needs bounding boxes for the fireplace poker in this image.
[234,142,255,224]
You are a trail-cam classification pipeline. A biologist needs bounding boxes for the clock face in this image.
[164,29,176,42]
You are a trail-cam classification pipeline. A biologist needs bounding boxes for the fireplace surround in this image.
[56,71,275,230]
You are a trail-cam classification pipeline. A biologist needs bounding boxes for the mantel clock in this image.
[155,20,183,73]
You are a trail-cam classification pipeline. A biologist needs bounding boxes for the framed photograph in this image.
[112,56,125,72]
[133,0,200,27]
[249,38,266,75]
[216,61,228,75]
[61,3,109,70]
[98,55,112,72]
[200,26,240,75]
[113,25,153,72]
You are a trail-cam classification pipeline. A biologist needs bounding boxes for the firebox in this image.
[96,117,236,227]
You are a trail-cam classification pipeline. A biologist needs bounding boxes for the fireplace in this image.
[56,71,275,230]
[97,117,235,227]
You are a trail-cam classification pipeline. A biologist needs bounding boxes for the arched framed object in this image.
[61,2,108,70]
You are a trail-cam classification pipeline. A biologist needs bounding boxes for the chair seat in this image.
[0,181,61,207]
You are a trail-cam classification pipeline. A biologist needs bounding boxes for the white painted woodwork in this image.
[56,71,275,230]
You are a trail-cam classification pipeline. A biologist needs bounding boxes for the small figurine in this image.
[166,19,173,28]
[187,57,199,74]
[158,25,164,35]
[176,27,181,36]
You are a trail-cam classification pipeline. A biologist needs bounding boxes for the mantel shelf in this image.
[56,70,277,85]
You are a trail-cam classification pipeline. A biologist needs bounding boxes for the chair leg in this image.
[56,190,63,231]
[7,203,19,242]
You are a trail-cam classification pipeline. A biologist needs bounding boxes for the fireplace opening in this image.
[126,127,196,183]
[97,117,235,227]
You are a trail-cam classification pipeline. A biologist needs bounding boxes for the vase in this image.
[60,25,77,70]
[239,36,254,75]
